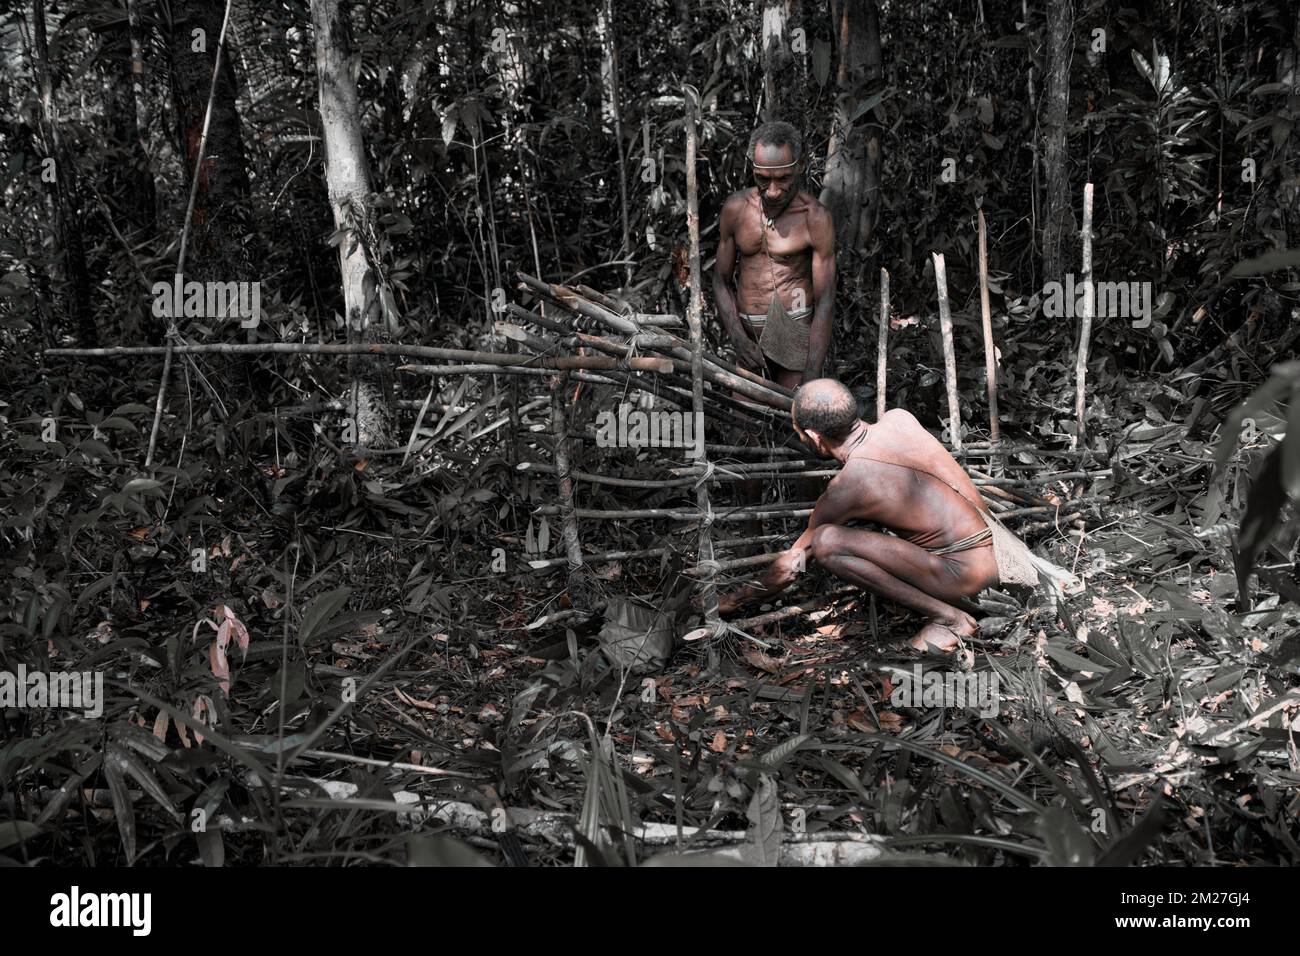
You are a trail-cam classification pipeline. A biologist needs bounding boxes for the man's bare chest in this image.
[735,222,814,266]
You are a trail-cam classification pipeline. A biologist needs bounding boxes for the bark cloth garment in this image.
[844,436,1047,589]
[742,307,813,370]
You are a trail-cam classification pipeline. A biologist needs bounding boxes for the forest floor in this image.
[9,364,1300,868]
[256,394,1300,867]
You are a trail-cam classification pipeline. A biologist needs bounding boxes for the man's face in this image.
[752,142,799,219]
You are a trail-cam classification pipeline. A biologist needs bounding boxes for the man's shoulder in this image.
[722,190,752,214]
[879,407,920,428]
[798,191,833,223]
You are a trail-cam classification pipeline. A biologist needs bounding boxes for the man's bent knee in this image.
[809,524,846,564]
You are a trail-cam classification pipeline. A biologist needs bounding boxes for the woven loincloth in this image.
[743,306,812,371]
[926,512,1067,590]
[979,510,1042,587]
[925,526,993,556]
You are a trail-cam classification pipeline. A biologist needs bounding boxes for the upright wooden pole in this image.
[1072,183,1094,450]
[685,85,723,651]
[876,267,889,421]
[931,252,962,452]
[977,208,1000,443]
[146,0,235,467]
[550,373,585,589]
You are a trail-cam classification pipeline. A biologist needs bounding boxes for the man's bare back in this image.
[715,384,1001,654]
[831,409,994,558]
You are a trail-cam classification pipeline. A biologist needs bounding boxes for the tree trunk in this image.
[167,0,254,286]
[32,0,94,345]
[1279,4,1300,250]
[102,0,156,341]
[1040,0,1075,285]
[103,3,155,235]
[310,0,393,448]
[760,0,805,124]
[820,0,883,255]
[597,0,631,267]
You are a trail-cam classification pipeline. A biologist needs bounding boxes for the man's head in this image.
[791,378,859,457]
[748,121,803,219]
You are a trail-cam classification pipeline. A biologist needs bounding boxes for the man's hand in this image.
[769,547,808,586]
[693,589,744,616]
[716,590,744,616]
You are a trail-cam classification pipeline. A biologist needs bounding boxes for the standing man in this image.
[712,121,836,387]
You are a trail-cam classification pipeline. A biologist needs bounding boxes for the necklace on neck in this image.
[755,189,776,230]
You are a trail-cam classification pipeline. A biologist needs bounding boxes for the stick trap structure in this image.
[42,85,1104,651]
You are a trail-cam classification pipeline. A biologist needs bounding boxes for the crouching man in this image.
[715,379,1042,652]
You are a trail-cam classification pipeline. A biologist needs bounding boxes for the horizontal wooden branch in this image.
[684,552,780,576]
[522,533,793,570]
[682,585,859,642]
[516,275,793,411]
[533,502,817,522]
[732,586,860,629]
[43,341,667,373]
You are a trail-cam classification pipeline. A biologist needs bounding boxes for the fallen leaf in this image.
[876,711,905,732]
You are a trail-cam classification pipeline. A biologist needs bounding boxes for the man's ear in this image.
[805,427,824,447]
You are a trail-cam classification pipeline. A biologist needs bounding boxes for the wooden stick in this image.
[566,432,803,458]
[1072,182,1094,451]
[977,208,1000,443]
[684,84,723,650]
[730,586,859,630]
[694,468,838,483]
[671,458,826,476]
[47,341,672,374]
[503,305,783,429]
[534,503,817,522]
[877,267,889,420]
[402,364,555,377]
[146,0,235,469]
[685,552,781,576]
[995,495,1105,519]
[501,319,774,429]
[498,320,678,353]
[143,337,174,468]
[931,252,961,451]
[524,533,793,570]
[953,443,1092,459]
[494,323,770,429]
[518,462,701,489]
[517,273,794,411]
[549,373,585,580]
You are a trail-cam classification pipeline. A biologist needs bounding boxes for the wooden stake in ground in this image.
[977,208,1000,443]
[145,0,235,468]
[876,267,889,420]
[931,252,962,452]
[549,373,586,588]
[684,84,723,649]
[1071,182,1094,451]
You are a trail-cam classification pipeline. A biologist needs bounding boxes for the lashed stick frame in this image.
[42,198,1102,650]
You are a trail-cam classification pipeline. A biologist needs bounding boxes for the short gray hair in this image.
[747,121,803,164]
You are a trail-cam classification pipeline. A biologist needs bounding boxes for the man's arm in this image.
[803,206,836,383]
[712,196,765,370]
[717,480,857,615]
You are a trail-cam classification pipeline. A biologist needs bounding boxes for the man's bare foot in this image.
[907,615,977,653]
